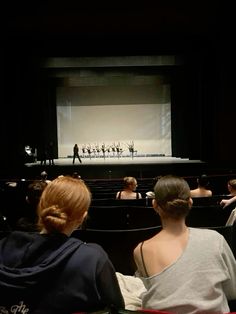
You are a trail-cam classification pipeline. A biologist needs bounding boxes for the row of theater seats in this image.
[191,194,232,206]
[0,174,235,231]
[84,205,160,229]
[83,197,235,230]
[85,174,236,199]
[91,195,232,207]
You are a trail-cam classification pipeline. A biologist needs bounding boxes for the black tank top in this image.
[117,191,140,199]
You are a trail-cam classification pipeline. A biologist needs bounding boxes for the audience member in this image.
[116,176,142,199]
[72,171,82,180]
[0,212,11,232]
[40,170,51,184]
[190,174,212,197]
[39,144,48,166]
[16,180,47,231]
[0,186,12,232]
[133,175,236,313]
[0,176,124,313]
[220,179,236,210]
[220,195,236,209]
[226,178,236,196]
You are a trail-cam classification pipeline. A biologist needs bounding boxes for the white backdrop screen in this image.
[56,87,172,158]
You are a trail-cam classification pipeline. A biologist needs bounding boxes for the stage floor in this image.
[22,156,207,179]
[25,156,203,167]
[3,155,234,181]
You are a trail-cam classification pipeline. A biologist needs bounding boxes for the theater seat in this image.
[72,226,162,275]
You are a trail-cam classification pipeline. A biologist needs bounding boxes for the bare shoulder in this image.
[143,233,162,250]
[207,190,213,196]
[190,188,198,197]
[115,191,120,198]
[134,232,162,258]
[133,234,164,276]
[133,241,142,258]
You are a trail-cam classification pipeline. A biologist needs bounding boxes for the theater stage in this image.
[24,155,207,180]
[26,155,195,166]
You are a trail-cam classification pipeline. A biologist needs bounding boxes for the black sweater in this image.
[0,231,124,313]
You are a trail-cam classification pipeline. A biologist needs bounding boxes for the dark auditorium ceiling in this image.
[4,2,220,35]
[3,1,232,56]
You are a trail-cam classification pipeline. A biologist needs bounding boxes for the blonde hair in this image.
[154,175,191,219]
[37,176,91,233]
[123,176,137,188]
[228,179,236,190]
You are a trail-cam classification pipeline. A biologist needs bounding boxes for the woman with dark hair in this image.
[190,174,212,197]
[0,176,124,313]
[133,175,236,313]
[16,180,48,231]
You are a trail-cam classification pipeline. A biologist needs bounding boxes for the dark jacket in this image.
[0,231,124,313]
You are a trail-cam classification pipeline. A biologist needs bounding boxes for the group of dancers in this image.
[73,141,137,163]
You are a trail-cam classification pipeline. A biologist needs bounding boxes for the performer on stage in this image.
[86,144,92,160]
[127,141,136,159]
[116,142,123,159]
[72,144,82,164]
[101,143,106,160]
[111,143,116,157]
[95,144,101,158]
[106,145,111,157]
[82,145,87,158]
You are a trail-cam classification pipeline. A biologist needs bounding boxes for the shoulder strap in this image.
[117,191,121,199]
[140,241,149,277]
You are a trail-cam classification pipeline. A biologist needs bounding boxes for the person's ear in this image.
[75,211,88,228]
[152,199,162,215]
[152,198,158,209]
[81,211,88,222]
[189,197,193,207]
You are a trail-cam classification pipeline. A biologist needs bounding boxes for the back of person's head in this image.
[197,174,210,188]
[37,176,91,233]
[72,172,81,179]
[123,176,137,188]
[228,179,236,191]
[154,175,192,219]
[40,171,48,180]
[27,180,48,207]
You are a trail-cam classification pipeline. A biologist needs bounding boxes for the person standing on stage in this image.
[73,144,82,164]
[48,141,55,166]
[101,143,106,160]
